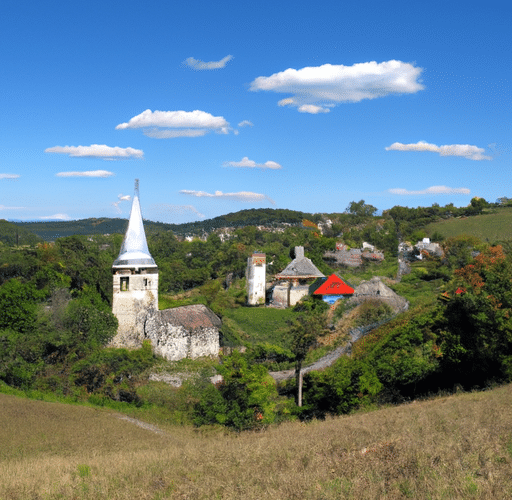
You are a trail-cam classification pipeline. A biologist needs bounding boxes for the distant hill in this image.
[0,219,43,246]
[12,209,317,241]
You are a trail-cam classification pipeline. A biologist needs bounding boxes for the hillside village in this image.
[1,195,512,427]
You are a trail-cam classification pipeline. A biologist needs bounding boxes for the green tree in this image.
[193,350,283,430]
[346,200,378,220]
[440,245,512,382]
[289,312,329,406]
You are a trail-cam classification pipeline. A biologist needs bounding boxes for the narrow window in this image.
[121,277,129,291]
[144,278,148,288]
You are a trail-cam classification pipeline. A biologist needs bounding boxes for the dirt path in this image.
[269,321,389,382]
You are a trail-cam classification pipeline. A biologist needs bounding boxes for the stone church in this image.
[110,180,220,361]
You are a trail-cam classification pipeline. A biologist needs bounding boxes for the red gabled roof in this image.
[313,274,354,295]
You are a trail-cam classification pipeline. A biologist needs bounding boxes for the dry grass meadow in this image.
[2,385,512,499]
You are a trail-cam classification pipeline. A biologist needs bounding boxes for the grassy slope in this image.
[425,207,512,242]
[2,385,512,499]
[222,306,297,348]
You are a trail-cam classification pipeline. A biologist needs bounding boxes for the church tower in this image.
[111,179,158,347]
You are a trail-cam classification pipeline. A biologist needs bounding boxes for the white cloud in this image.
[116,109,230,138]
[112,194,132,214]
[388,185,471,195]
[238,120,254,128]
[180,189,275,205]
[0,204,24,210]
[224,156,282,169]
[184,55,234,70]
[144,128,210,139]
[385,141,492,161]
[56,170,114,178]
[0,174,20,180]
[251,60,424,112]
[150,204,205,220]
[45,144,143,159]
[39,213,71,220]
[298,104,330,114]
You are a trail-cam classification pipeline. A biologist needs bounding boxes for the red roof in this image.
[313,274,354,295]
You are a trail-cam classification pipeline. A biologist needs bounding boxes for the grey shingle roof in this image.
[276,246,325,279]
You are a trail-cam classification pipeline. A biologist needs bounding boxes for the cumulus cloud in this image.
[180,189,275,205]
[238,120,253,128]
[251,60,424,113]
[144,128,210,139]
[116,109,230,138]
[45,144,143,159]
[385,141,492,161]
[0,174,20,180]
[388,185,470,195]
[224,157,282,169]
[112,194,132,214]
[56,170,114,178]
[184,55,233,70]
[298,104,330,114]
[39,213,72,220]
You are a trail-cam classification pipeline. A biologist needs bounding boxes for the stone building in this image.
[111,179,159,348]
[272,246,325,307]
[110,180,220,360]
[246,252,266,305]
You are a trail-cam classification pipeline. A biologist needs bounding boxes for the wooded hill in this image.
[12,208,316,241]
[11,200,494,242]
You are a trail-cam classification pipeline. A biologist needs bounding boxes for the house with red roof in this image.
[309,273,354,305]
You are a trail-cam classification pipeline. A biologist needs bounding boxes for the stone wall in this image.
[111,269,159,348]
[271,282,310,308]
[143,304,221,361]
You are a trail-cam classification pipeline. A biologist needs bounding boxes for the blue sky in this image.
[1,0,510,223]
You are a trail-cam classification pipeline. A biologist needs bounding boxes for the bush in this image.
[193,351,289,430]
[71,341,155,403]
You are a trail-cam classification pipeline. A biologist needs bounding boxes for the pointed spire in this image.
[113,179,157,269]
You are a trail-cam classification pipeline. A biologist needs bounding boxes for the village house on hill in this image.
[309,273,355,306]
[110,180,220,361]
[271,246,325,307]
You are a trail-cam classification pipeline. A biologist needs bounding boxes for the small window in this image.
[144,278,148,288]
[121,277,129,291]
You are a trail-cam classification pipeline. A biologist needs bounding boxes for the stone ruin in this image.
[324,242,385,268]
[347,277,409,314]
[111,180,220,361]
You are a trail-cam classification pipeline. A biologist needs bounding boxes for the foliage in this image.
[193,351,291,430]
[71,341,155,403]
[244,343,295,370]
[345,200,378,220]
[439,245,512,383]
[353,299,393,327]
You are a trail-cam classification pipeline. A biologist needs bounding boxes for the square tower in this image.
[111,180,159,347]
[247,252,266,305]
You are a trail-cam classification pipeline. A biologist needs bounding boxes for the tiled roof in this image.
[158,304,222,331]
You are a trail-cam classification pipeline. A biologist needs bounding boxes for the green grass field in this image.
[222,306,297,348]
[425,207,512,242]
